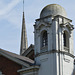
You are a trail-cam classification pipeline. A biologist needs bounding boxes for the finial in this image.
[23,0,24,12]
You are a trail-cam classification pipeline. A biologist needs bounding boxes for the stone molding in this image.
[17,66,39,75]
[35,50,74,58]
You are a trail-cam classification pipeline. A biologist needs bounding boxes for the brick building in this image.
[0,49,34,75]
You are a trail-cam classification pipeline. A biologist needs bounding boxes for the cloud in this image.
[0,0,21,16]
[5,9,22,28]
[0,0,22,29]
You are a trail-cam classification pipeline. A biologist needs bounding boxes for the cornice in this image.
[35,50,74,58]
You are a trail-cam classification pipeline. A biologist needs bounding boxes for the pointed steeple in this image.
[20,0,28,55]
[20,12,28,55]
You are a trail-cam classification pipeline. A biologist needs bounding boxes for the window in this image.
[63,32,66,47]
[42,31,48,47]
[63,31,69,51]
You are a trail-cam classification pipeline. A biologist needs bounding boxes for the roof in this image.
[0,48,34,67]
[22,44,34,56]
[40,4,67,18]
[17,65,40,73]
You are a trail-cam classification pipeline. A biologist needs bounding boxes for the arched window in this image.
[63,32,66,47]
[42,31,48,47]
[63,31,69,51]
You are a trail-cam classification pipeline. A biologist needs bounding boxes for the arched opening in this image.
[41,31,48,47]
[63,32,66,47]
[63,31,69,52]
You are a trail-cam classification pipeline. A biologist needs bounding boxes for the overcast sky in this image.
[0,0,75,54]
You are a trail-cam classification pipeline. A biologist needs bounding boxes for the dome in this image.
[40,4,67,18]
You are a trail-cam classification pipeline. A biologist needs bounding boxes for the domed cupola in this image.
[40,4,67,18]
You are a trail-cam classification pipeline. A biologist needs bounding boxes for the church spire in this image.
[20,0,28,55]
[23,0,24,12]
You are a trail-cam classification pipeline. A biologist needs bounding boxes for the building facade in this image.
[0,4,74,75]
[34,4,74,75]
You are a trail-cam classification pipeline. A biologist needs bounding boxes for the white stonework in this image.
[34,4,74,75]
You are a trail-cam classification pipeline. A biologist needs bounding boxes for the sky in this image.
[0,0,75,54]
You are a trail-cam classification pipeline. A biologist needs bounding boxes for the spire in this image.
[20,0,28,55]
[23,0,24,12]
